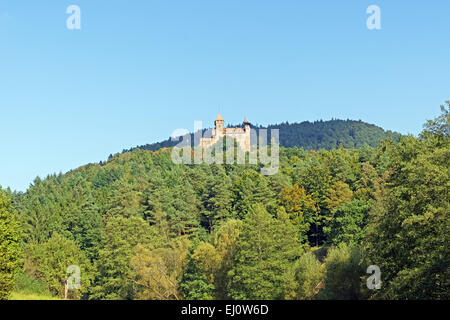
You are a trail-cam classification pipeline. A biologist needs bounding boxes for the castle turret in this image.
[215,113,224,132]
[243,117,250,132]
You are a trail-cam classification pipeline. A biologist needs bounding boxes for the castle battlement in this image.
[200,114,251,152]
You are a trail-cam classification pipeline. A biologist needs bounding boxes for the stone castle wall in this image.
[200,117,250,152]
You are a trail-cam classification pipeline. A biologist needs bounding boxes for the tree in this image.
[232,171,275,218]
[324,199,370,245]
[324,181,353,212]
[365,108,450,299]
[162,180,200,237]
[131,238,190,300]
[278,184,320,244]
[420,101,449,140]
[179,241,220,300]
[320,243,366,300]
[284,251,323,300]
[213,219,243,299]
[91,216,158,300]
[68,192,103,261]
[201,168,233,231]
[353,162,380,201]
[106,178,145,219]
[226,205,300,299]
[24,233,93,299]
[294,158,332,208]
[0,190,22,299]
[19,177,64,244]
[278,184,317,224]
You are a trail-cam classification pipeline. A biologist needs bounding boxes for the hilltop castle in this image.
[200,114,251,152]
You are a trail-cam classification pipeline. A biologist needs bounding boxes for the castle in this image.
[200,114,251,152]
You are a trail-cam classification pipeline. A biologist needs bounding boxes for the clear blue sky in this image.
[1,0,449,191]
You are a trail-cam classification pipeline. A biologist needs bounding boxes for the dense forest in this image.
[0,104,448,300]
[124,119,402,153]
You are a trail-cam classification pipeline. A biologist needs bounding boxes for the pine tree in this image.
[232,171,275,218]
[201,168,233,231]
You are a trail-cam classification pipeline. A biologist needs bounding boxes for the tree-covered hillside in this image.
[1,103,448,300]
[124,119,402,153]
[268,120,402,149]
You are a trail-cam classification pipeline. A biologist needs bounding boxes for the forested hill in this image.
[1,104,448,300]
[124,119,402,153]
[268,120,401,149]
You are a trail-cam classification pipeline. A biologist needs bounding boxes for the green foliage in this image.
[232,170,275,218]
[180,242,219,300]
[324,181,353,212]
[420,101,449,141]
[320,243,366,300]
[200,166,234,230]
[365,106,450,299]
[284,251,323,300]
[166,180,200,236]
[24,233,94,299]
[91,216,158,300]
[68,191,103,261]
[4,104,448,300]
[213,219,243,299]
[324,199,370,245]
[278,184,317,225]
[227,205,301,299]
[131,238,189,300]
[106,179,146,219]
[0,190,22,300]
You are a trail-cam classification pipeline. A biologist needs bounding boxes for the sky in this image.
[0,0,449,191]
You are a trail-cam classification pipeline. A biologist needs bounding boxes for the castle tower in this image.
[215,113,224,133]
[243,117,251,151]
[243,117,250,132]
